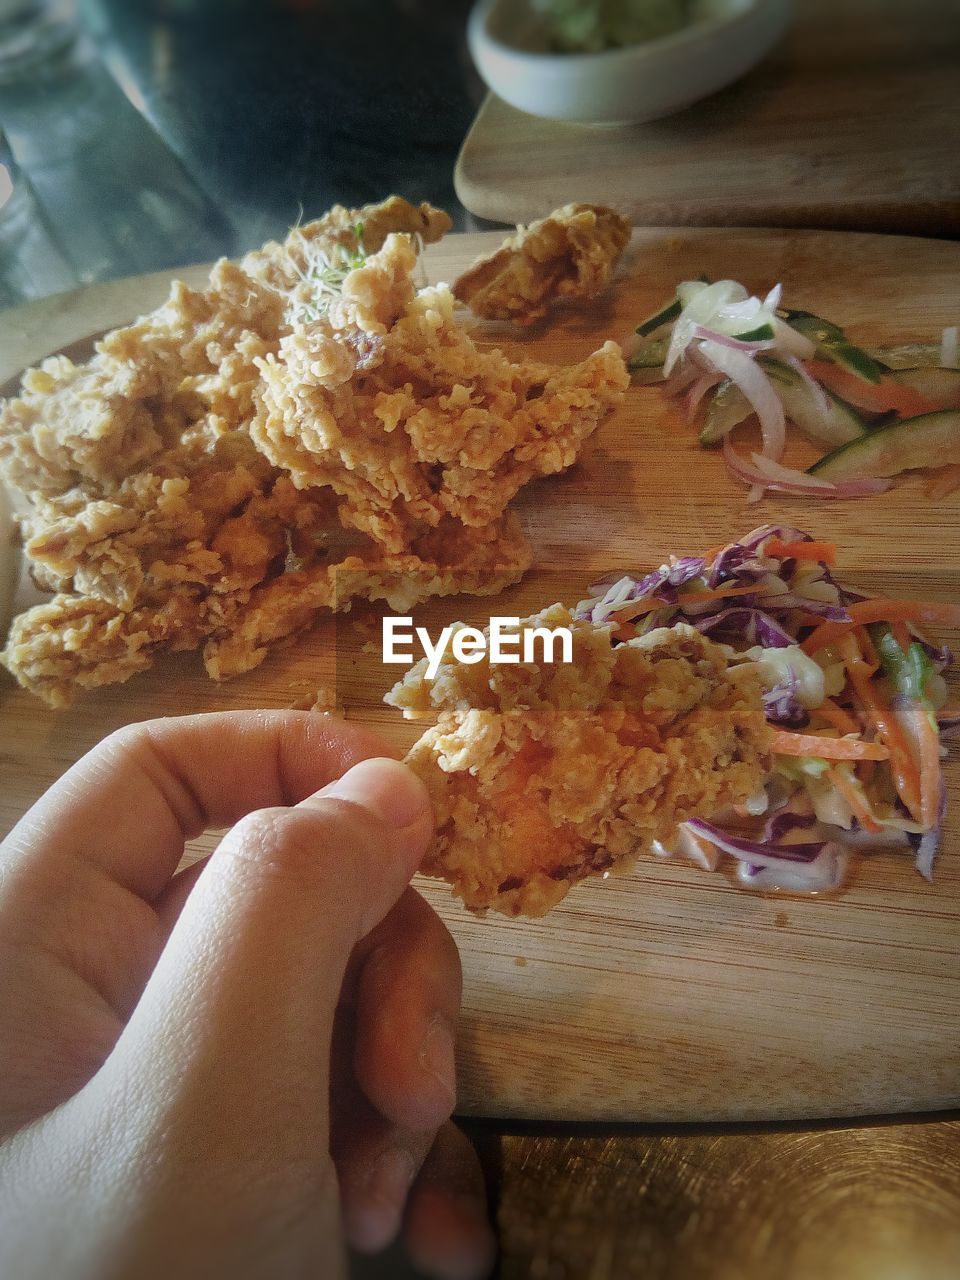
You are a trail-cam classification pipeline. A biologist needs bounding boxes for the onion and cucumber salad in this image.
[629,280,960,499]
[577,526,959,893]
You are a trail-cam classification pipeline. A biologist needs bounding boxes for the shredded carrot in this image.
[838,633,922,821]
[765,538,837,565]
[890,620,912,654]
[797,610,828,630]
[814,697,860,736]
[612,623,637,642]
[855,625,879,672]
[828,765,882,833]
[802,597,960,655]
[767,728,890,761]
[702,544,726,565]
[611,597,669,624]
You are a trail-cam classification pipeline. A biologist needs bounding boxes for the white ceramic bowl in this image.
[468,0,792,125]
[0,483,16,642]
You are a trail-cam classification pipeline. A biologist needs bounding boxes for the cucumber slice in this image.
[890,366,960,404]
[763,359,866,446]
[870,343,944,370]
[780,309,884,384]
[809,410,960,481]
[699,380,750,444]
[636,295,681,337]
[627,336,670,370]
[732,322,775,342]
[698,359,866,447]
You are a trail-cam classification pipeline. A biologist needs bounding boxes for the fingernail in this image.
[419,1014,457,1110]
[323,757,430,829]
[351,1146,416,1253]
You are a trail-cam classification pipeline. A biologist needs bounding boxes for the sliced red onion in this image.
[722,436,893,498]
[662,359,702,398]
[685,371,724,421]
[699,340,786,460]
[749,452,836,488]
[784,354,833,419]
[692,325,777,353]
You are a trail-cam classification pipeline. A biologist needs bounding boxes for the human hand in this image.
[0,710,496,1280]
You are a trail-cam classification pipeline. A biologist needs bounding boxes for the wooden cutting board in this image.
[455,0,960,236]
[1,227,959,1123]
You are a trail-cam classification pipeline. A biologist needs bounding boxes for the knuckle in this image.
[220,800,373,887]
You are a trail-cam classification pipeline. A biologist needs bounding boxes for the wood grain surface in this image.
[454,0,960,234]
[1,226,959,1124]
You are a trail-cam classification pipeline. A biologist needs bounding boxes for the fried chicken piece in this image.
[389,610,770,916]
[1,591,215,708]
[0,200,626,705]
[452,203,631,326]
[251,234,630,555]
[241,195,453,299]
[203,512,532,680]
[0,261,283,500]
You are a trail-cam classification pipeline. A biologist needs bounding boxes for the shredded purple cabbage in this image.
[762,810,819,842]
[693,607,795,648]
[683,818,826,867]
[762,674,809,727]
[577,525,953,891]
[634,557,706,603]
[752,594,850,622]
[740,525,811,550]
[909,779,947,882]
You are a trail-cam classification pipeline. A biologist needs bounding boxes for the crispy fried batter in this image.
[453,203,631,326]
[252,234,629,555]
[203,512,532,681]
[241,195,453,297]
[0,198,627,705]
[390,609,770,916]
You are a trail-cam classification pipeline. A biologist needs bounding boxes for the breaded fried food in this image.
[252,234,630,555]
[241,195,453,298]
[452,203,631,326]
[0,198,627,705]
[388,608,770,916]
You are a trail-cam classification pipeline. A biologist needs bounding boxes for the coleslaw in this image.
[577,525,958,892]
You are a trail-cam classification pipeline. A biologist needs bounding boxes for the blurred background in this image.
[0,0,480,305]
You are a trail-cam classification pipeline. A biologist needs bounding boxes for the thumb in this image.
[104,755,434,1097]
[70,759,433,1232]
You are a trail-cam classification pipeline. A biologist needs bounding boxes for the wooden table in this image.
[455,0,960,236]
[3,231,960,1279]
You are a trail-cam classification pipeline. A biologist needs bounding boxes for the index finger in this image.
[1,710,396,901]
